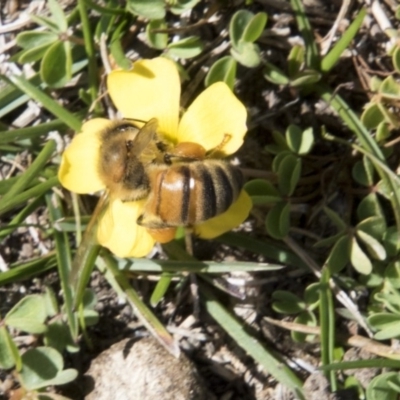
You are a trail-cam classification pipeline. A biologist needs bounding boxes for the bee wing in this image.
[133,118,159,154]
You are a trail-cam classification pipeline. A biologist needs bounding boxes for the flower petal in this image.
[107,58,180,140]
[58,119,108,193]
[177,82,247,154]
[97,198,155,257]
[193,190,252,239]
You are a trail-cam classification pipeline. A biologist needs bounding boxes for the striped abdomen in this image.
[137,160,243,229]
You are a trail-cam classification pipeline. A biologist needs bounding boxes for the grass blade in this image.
[103,253,180,357]
[319,268,337,390]
[0,253,57,286]
[290,0,320,69]
[0,120,67,145]
[321,9,366,73]
[46,193,78,340]
[6,75,82,131]
[112,257,283,273]
[200,279,305,398]
[0,140,56,207]
[0,176,59,216]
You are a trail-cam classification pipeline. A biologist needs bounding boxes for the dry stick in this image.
[264,316,400,358]
[319,0,352,56]
[284,236,374,337]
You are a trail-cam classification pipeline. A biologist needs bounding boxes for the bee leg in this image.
[206,133,232,157]
[184,228,193,256]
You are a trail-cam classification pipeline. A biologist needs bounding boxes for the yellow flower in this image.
[58,57,252,257]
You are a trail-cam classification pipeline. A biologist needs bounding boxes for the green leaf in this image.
[82,288,97,309]
[272,150,291,173]
[298,127,314,154]
[304,283,320,309]
[360,155,375,186]
[370,76,382,92]
[44,369,78,387]
[292,311,317,343]
[379,75,400,100]
[170,0,201,14]
[387,374,400,393]
[265,201,290,239]
[229,10,254,48]
[356,229,386,261]
[287,45,304,78]
[43,286,59,317]
[376,121,391,142]
[110,20,131,70]
[5,294,47,334]
[277,153,301,196]
[286,125,314,155]
[352,161,368,186]
[41,41,72,88]
[17,31,58,49]
[263,62,289,85]
[325,234,350,274]
[350,236,372,275]
[230,41,261,68]
[242,12,267,43]
[290,70,321,87]
[19,347,77,390]
[48,0,68,31]
[272,290,305,314]
[271,130,290,152]
[30,14,60,32]
[18,42,54,64]
[357,193,383,221]
[393,45,400,74]
[0,327,19,369]
[44,322,75,354]
[82,309,99,326]
[322,206,347,231]
[385,261,400,289]
[205,56,237,90]
[368,314,400,340]
[356,216,386,239]
[374,291,400,315]
[383,227,400,257]
[314,232,345,249]
[244,179,281,204]
[146,19,168,50]
[166,36,203,59]
[127,0,166,19]
[361,102,385,130]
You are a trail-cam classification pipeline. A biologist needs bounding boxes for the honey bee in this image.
[98,118,244,242]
